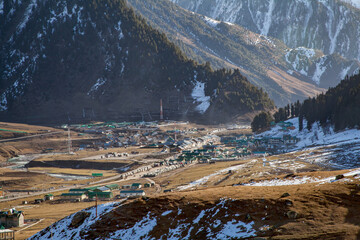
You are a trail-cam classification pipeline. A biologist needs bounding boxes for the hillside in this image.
[170,0,360,90]
[0,0,273,124]
[272,72,360,131]
[28,181,360,239]
[127,0,328,106]
[171,0,360,61]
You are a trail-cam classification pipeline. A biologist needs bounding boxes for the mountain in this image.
[0,0,273,124]
[127,0,328,107]
[171,0,360,61]
[28,180,360,239]
[170,0,360,89]
[272,72,360,131]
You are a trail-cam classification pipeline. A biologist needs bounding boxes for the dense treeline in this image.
[0,0,274,123]
[254,72,360,132]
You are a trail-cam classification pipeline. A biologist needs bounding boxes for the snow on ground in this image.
[17,0,37,33]
[29,198,262,240]
[213,220,256,239]
[191,80,210,114]
[28,202,120,240]
[0,1,3,15]
[87,77,107,95]
[203,16,220,27]
[178,160,257,190]
[258,117,360,169]
[312,56,327,84]
[243,167,360,187]
[341,0,360,9]
[258,117,360,150]
[110,212,157,239]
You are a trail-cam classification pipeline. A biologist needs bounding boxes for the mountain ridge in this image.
[128,0,359,105]
[0,0,274,124]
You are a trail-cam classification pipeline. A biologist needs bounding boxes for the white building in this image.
[119,190,145,198]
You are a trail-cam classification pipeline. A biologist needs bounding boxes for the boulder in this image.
[335,174,344,180]
[70,211,91,228]
[285,199,293,206]
[281,192,290,198]
[286,210,298,219]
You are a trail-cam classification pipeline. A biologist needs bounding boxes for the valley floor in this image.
[1,121,360,239]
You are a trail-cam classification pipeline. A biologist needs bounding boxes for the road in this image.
[0,160,189,203]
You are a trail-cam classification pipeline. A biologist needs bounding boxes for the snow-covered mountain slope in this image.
[29,196,294,240]
[258,117,360,169]
[127,0,327,106]
[285,47,360,87]
[28,177,360,239]
[171,0,360,62]
[0,0,273,123]
[341,0,360,8]
[130,0,359,105]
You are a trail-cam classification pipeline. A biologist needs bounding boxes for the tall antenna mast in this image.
[67,126,72,154]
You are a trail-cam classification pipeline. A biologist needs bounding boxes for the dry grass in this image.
[28,167,118,177]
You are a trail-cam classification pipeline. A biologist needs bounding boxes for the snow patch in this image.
[0,93,7,111]
[115,20,124,39]
[161,210,172,216]
[87,78,107,95]
[214,220,256,239]
[341,0,360,8]
[28,202,119,240]
[261,0,275,35]
[178,160,256,190]
[0,1,3,15]
[312,56,327,84]
[17,0,38,33]
[191,80,210,114]
[110,212,157,239]
[339,65,351,80]
[203,16,220,27]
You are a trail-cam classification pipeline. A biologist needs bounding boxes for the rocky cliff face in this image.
[127,0,327,106]
[170,0,360,88]
[171,0,360,61]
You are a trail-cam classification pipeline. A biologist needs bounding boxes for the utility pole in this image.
[95,195,98,218]
[67,126,72,154]
[160,99,163,121]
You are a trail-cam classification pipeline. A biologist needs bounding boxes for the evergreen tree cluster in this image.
[251,111,274,132]
[0,0,275,123]
[271,72,360,131]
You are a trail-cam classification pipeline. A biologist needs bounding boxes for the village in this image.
[0,120,301,239]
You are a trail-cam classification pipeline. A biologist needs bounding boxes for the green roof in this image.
[120,190,144,193]
[61,193,85,196]
[69,188,89,192]
[105,184,119,189]
[88,192,113,198]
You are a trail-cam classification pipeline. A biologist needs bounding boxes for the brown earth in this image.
[85,180,360,239]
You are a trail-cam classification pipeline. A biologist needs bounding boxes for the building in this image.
[88,191,113,201]
[131,183,142,189]
[44,194,54,201]
[119,190,145,198]
[0,209,24,228]
[60,193,87,201]
[105,184,119,191]
[0,229,15,240]
[0,187,3,199]
[96,186,110,192]
[143,183,155,188]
